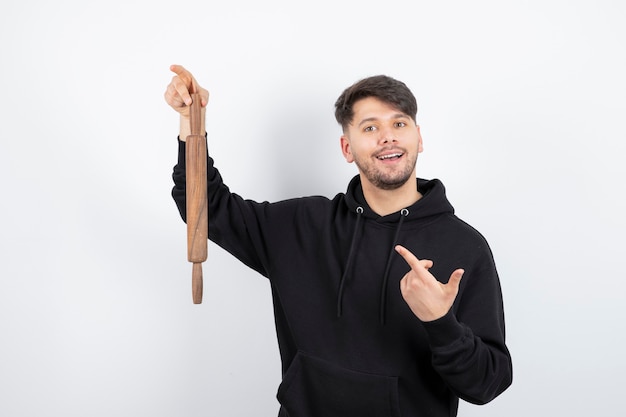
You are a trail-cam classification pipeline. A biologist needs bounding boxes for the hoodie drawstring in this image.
[379,208,409,324]
[336,206,363,318]
[336,207,409,323]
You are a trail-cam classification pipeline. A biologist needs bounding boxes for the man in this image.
[165,65,512,416]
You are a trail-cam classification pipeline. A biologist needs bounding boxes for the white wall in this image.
[1,1,625,416]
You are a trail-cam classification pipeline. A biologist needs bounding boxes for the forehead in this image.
[351,97,409,123]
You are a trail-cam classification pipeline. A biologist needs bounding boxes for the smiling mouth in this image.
[377,153,403,161]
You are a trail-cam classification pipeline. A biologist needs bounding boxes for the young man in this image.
[165,65,512,417]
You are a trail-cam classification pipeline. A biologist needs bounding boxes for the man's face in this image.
[340,97,423,191]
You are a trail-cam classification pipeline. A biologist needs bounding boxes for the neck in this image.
[361,177,422,216]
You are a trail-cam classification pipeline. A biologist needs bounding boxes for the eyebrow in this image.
[357,113,410,128]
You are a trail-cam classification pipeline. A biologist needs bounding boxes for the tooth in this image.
[379,153,400,160]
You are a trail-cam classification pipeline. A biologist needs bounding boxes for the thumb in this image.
[448,269,464,290]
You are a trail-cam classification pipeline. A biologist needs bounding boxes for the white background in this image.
[1,0,625,416]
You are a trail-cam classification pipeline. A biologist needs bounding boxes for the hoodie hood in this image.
[343,175,455,222]
[337,175,455,323]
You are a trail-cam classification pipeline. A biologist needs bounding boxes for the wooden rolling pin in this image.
[186,93,207,304]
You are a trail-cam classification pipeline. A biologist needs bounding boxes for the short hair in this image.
[334,75,418,131]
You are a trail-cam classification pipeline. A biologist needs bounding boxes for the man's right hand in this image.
[164,64,209,140]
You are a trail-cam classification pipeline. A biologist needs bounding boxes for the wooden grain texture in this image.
[192,263,203,304]
[186,93,207,304]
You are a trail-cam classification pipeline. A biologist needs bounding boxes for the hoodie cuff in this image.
[421,310,467,349]
[177,137,186,168]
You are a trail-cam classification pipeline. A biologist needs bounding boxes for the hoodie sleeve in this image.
[172,138,272,277]
[420,249,513,405]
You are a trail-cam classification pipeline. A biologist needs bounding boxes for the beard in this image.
[353,152,417,191]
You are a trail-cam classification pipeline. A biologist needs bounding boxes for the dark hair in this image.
[334,75,418,131]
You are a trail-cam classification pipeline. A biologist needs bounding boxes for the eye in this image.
[364,125,377,132]
[395,121,407,128]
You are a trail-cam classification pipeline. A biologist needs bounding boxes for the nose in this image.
[379,125,397,144]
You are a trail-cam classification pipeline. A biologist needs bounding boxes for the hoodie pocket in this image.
[277,351,400,417]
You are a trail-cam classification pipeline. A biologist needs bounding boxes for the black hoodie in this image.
[172,140,512,417]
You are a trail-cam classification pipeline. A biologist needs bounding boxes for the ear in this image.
[416,125,424,153]
[340,135,354,163]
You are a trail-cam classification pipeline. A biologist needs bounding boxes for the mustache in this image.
[375,146,407,155]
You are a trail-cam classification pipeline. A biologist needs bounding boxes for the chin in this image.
[373,175,412,191]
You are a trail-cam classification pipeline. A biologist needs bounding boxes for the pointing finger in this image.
[395,245,433,270]
[170,64,188,77]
